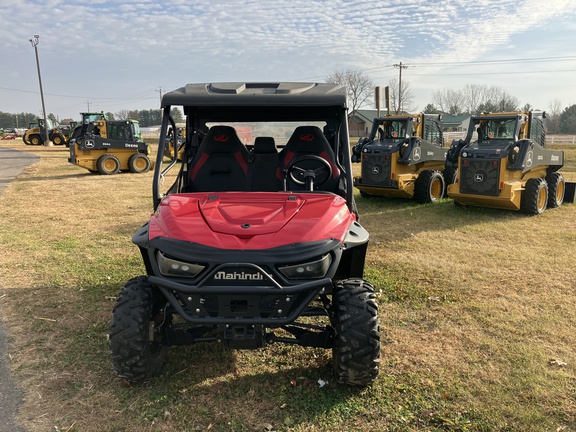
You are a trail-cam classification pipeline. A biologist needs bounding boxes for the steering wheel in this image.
[286,155,333,190]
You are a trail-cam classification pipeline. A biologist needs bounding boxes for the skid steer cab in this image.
[352,114,450,203]
[67,112,107,146]
[446,111,565,215]
[163,125,186,160]
[68,119,152,175]
[108,82,381,387]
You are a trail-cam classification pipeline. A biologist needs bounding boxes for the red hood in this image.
[148,192,355,249]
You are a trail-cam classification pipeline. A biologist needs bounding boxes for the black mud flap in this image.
[564,182,576,203]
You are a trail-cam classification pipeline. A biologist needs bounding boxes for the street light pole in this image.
[29,35,52,146]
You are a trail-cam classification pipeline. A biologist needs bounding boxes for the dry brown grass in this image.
[0,139,575,431]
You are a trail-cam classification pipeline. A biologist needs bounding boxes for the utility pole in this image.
[29,34,52,146]
[86,101,91,111]
[156,87,163,105]
[157,87,164,122]
[393,62,408,114]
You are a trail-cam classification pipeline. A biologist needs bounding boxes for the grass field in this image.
[0,139,575,432]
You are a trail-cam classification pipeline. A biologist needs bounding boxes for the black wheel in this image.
[545,172,565,208]
[521,177,548,215]
[128,153,151,173]
[414,170,445,204]
[51,133,66,146]
[30,134,42,146]
[442,167,458,197]
[333,278,380,386]
[287,155,333,189]
[97,154,121,175]
[22,134,30,145]
[109,276,168,383]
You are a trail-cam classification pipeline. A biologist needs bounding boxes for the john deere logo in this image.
[474,173,484,182]
[300,133,315,142]
[84,139,95,148]
[412,147,421,161]
[214,134,229,142]
[526,151,533,167]
[372,167,380,174]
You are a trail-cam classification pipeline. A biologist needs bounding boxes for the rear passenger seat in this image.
[247,137,282,191]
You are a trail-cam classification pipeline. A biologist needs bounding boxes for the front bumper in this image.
[140,236,343,327]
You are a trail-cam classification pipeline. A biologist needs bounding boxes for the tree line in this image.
[326,69,576,134]
[0,108,183,129]
[2,75,575,133]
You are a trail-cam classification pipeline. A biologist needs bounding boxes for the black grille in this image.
[460,159,500,196]
[361,154,393,187]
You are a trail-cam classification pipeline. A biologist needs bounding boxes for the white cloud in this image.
[0,0,575,118]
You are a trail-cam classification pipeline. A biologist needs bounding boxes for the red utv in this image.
[109,82,380,386]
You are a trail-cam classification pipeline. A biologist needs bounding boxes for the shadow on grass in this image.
[115,343,368,431]
[356,193,535,244]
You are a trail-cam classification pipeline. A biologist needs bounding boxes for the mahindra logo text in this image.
[214,271,264,280]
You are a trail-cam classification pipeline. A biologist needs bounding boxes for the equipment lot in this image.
[0,138,575,431]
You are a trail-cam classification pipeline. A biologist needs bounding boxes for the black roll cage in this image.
[152,82,354,212]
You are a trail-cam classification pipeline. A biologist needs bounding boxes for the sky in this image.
[1,0,576,123]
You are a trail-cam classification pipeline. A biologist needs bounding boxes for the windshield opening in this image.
[206,121,327,149]
[478,119,516,141]
[376,120,410,141]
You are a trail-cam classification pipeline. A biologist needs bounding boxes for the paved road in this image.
[0,147,39,432]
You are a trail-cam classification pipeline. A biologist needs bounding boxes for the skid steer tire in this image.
[521,177,548,215]
[128,153,151,173]
[333,278,380,386]
[546,172,565,208]
[414,170,445,204]
[97,154,121,175]
[109,276,168,383]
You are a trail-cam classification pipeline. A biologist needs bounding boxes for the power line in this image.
[409,55,576,67]
[0,86,158,101]
[377,68,576,77]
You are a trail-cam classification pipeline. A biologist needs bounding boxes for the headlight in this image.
[157,251,205,277]
[278,254,332,280]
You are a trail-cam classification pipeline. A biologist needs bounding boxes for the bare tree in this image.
[432,84,518,114]
[326,69,374,115]
[461,84,485,114]
[432,88,464,114]
[491,87,519,112]
[387,78,416,114]
[115,109,131,120]
[547,98,562,134]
